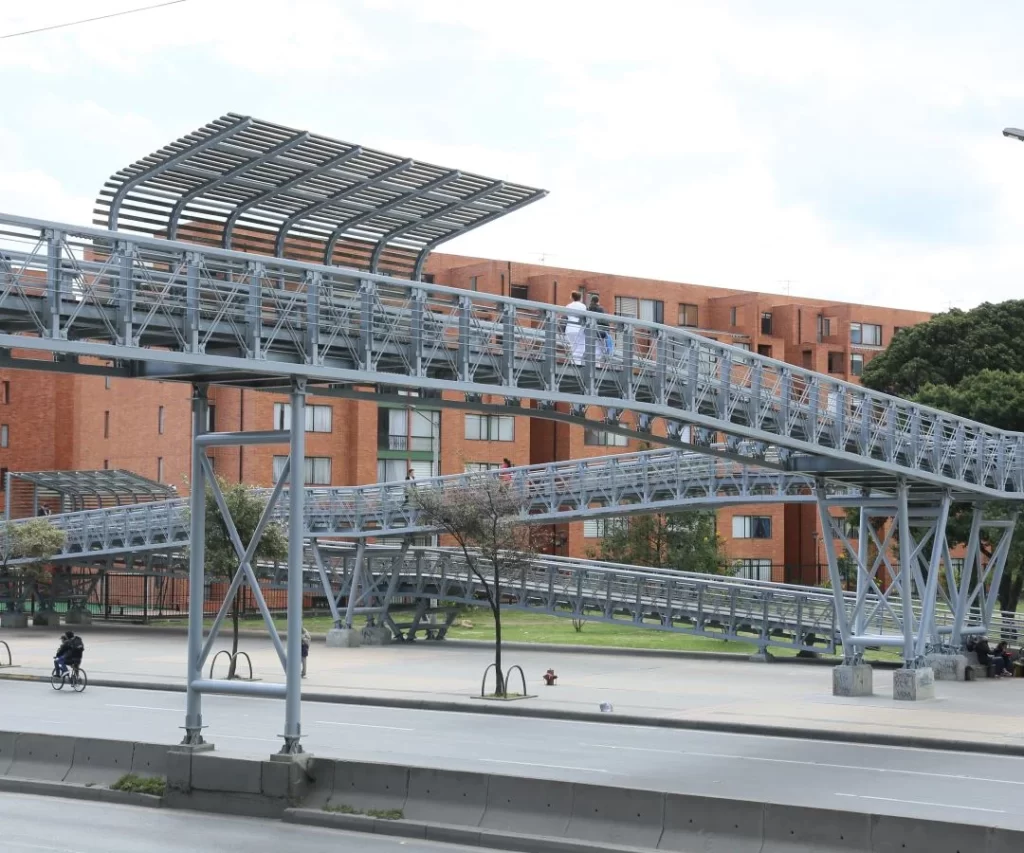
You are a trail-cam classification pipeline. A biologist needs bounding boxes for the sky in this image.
[2,0,1024,312]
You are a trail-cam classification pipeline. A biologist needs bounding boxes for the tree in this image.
[412,476,533,696]
[860,301,1024,614]
[202,479,288,678]
[596,509,728,574]
[0,518,66,613]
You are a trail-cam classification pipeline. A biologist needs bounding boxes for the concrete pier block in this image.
[32,610,60,627]
[361,624,392,646]
[65,609,93,626]
[325,628,361,648]
[832,663,873,697]
[0,612,28,628]
[924,653,968,682]
[893,667,935,701]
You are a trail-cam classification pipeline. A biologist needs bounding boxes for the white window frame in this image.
[274,403,333,433]
[733,559,772,581]
[273,455,332,485]
[731,515,773,539]
[465,414,514,441]
[584,428,628,447]
[850,353,864,376]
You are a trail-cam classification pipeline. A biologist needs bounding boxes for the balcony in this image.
[381,434,436,452]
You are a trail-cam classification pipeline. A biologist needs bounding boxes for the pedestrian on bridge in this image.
[563,291,587,365]
[588,293,614,363]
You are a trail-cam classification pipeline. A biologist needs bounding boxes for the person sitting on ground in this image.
[975,636,1009,677]
[54,630,84,676]
[994,640,1014,677]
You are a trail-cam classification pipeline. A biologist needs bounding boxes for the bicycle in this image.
[50,660,87,693]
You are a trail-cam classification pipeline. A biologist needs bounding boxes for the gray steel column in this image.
[853,505,869,638]
[183,385,208,745]
[951,505,982,647]
[282,379,306,754]
[343,541,366,630]
[915,492,951,659]
[896,482,916,668]
[815,487,853,661]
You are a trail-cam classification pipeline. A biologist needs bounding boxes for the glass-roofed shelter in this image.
[4,470,176,519]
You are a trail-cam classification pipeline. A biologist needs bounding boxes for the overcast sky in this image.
[2,0,1024,311]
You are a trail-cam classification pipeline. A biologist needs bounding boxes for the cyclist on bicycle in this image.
[54,630,84,676]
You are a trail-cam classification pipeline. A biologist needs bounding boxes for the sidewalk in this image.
[4,625,1023,753]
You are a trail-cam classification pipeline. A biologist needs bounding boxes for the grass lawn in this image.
[164,608,902,662]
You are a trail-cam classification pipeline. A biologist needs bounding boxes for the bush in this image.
[111,773,166,796]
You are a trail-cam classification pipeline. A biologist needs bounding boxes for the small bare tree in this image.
[413,476,533,696]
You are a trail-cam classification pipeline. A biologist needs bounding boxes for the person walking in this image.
[563,291,587,365]
[588,293,614,363]
[301,625,311,678]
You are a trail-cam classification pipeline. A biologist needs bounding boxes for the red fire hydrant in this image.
[543,668,558,686]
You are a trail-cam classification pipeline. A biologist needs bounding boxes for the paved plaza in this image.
[3,625,1023,749]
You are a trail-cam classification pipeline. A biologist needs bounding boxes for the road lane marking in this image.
[478,758,608,773]
[581,743,1024,786]
[313,721,415,732]
[106,704,179,712]
[834,793,1006,814]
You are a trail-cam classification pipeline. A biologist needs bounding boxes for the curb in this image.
[0,670,1015,759]
[284,807,653,853]
[2,620,902,669]
[0,776,162,808]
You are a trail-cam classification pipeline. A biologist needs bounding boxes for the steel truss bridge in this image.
[0,113,1021,753]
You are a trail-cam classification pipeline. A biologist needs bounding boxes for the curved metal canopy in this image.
[94,113,547,279]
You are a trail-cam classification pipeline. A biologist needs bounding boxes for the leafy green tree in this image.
[202,480,288,678]
[0,518,66,601]
[596,509,727,574]
[861,302,1024,614]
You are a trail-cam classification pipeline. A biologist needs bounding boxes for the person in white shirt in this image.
[563,291,587,365]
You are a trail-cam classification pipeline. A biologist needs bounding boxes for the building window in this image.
[156,457,164,483]
[158,406,165,435]
[0,381,9,404]
[639,298,664,324]
[827,352,844,374]
[0,424,7,448]
[760,312,773,335]
[272,455,332,485]
[103,459,109,470]
[206,405,217,433]
[510,284,529,300]
[104,411,110,439]
[0,467,7,487]
[465,462,500,473]
[678,303,698,327]
[731,515,772,539]
[583,517,625,538]
[421,273,435,284]
[730,307,737,326]
[274,403,333,433]
[614,296,638,318]
[757,344,772,358]
[465,414,514,441]
[584,428,628,447]
[104,376,111,390]
[817,316,832,339]
[850,353,864,376]
[207,454,215,473]
[850,322,882,346]
[733,559,772,582]
[893,325,905,337]
[733,341,751,351]
[469,275,479,291]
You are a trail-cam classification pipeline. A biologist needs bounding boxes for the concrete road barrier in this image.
[130,742,169,778]
[190,753,262,794]
[329,760,409,813]
[405,767,487,826]
[762,803,870,852]
[7,733,75,782]
[567,783,664,850]
[481,774,573,837]
[0,730,16,776]
[870,814,988,853]
[659,793,763,852]
[65,737,135,786]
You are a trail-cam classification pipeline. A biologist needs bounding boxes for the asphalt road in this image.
[4,682,1023,830]
[0,792,479,852]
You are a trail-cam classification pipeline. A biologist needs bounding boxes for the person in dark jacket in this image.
[54,630,84,675]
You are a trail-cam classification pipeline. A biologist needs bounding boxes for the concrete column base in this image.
[833,663,873,696]
[924,653,968,682]
[361,624,393,646]
[893,667,936,701]
[325,628,361,648]
[32,610,60,627]
[0,612,28,629]
[64,609,93,626]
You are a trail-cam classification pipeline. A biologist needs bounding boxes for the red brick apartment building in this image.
[0,252,930,586]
